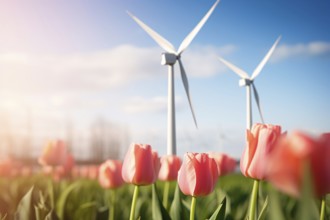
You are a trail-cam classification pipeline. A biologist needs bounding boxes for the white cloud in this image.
[271,41,330,62]
[123,96,184,114]
[0,44,235,95]
[183,44,237,77]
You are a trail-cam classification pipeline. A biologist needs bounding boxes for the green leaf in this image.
[297,162,318,220]
[34,191,50,220]
[152,183,171,220]
[268,188,285,220]
[170,184,189,220]
[15,186,35,220]
[44,210,59,220]
[135,197,150,220]
[208,197,226,220]
[56,181,82,220]
[257,196,268,220]
[74,202,97,220]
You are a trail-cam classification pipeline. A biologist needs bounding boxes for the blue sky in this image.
[0,0,329,160]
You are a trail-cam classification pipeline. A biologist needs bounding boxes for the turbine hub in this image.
[161,53,177,65]
[239,78,252,87]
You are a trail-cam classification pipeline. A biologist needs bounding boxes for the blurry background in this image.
[0,0,329,163]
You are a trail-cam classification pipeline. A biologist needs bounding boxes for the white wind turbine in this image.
[218,36,281,130]
[127,0,220,156]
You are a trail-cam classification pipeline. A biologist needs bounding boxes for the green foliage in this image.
[55,181,82,220]
[15,186,34,220]
[152,183,171,220]
[208,196,226,220]
[257,196,268,220]
[0,172,329,220]
[170,184,189,220]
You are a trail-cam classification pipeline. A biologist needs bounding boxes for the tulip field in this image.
[0,170,328,220]
[0,132,330,220]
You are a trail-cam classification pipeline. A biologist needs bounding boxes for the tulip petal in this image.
[248,128,278,179]
[178,153,197,196]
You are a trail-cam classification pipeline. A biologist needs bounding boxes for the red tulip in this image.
[177,153,218,197]
[208,152,237,177]
[98,160,124,189]
[158,155,182,181]
[267,131,330,197]
[38,140,68,166]
[240,123,282,180]
[122,143,160,185]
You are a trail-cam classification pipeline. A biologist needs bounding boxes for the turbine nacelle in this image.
[218,36,282,127]
[239,78,253,87]
[161,53,177,66]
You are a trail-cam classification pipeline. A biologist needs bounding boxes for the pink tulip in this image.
[177,153,218,197]
[0,158,13,177]
[208,152,237,177]
[98,160,124,189]
[266,131,330,197]
[38,140,68,166]
[240,123,282,180]
[53,153,75,180]
[122,143,160,185]
[158,155,182,181]
[88,165,100,180]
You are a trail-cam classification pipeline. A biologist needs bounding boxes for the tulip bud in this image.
[158,155,182,181]
[98,160,124,189]
[38,140,68,167]
[208,152,237,177]
[267,131,330,197]
[122,143,160,185]
[177,153,218,197]
[240,123,282,180]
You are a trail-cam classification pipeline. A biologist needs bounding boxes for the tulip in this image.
[158,155,182,209]
[38,140,68,167]
[267,131,330,197]
[177,153,218,220]
[122,143,160,220]
[178,152,218,197]
[0,158,13,177]
[122,143,160,185]
[208,152,237,177]
[158,155,182,181]
[98,160,124,189]
[240,123,282,220]
[98,160,124,220]
[240,123,282,180]
[57,153,75,178]
[87,165,100,180]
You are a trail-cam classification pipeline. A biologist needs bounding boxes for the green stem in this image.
[109,190,116,220]
[190,196,197,220]
[249,180,259,220]
[320,196,326,220]
[48,170,55,208]
[129,185,139,220]
[163,181,170,210]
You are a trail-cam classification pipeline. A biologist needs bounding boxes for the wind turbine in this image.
[127,0,220,156]
[218,36,281,130]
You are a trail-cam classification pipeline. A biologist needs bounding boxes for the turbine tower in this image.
[128,0,220,155]
[218,36,281,129]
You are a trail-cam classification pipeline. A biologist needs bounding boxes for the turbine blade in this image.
[178,58,198,128]
[251,83,265,124]
[177,0,220,54]
[251,35,282,80]
[127,11,176,54]
[217,56,249,79]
